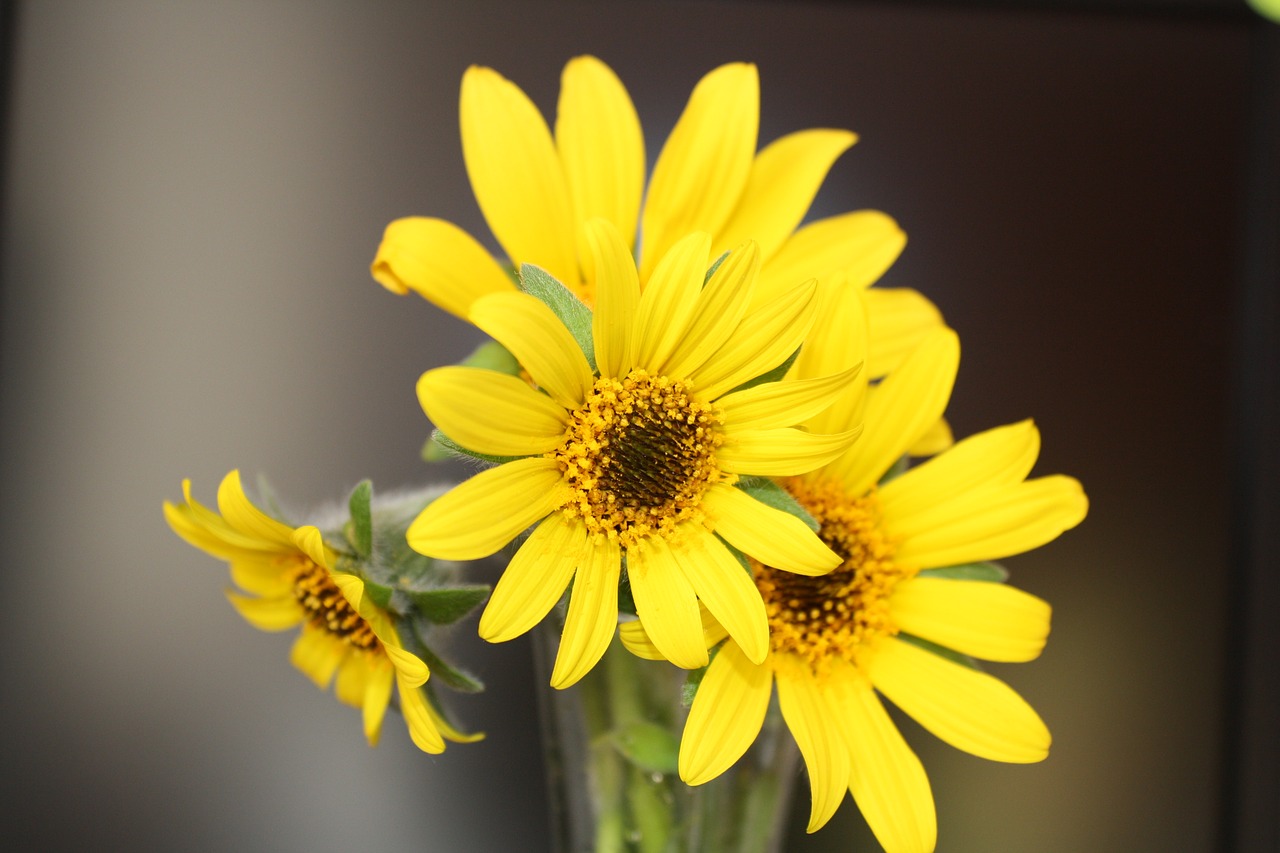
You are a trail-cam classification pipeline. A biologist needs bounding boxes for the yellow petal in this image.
[550,534,622,688]
[827,328,959,496]
[790,278,870,436]
[216,470,294,547]
[165,499,267,562]
[713,129,857,263]
[864,287,945,379]
[618,618,667,661]
[425,699,486,744]
[398,678,446,754]
[891,577,1051,663]
[776,662,852,832]
[627,534,707,670]
[469,291,593,410]
[480,513,585,643]
[407,458,565,560]
[228,557,290,597]
[417,366,568,457]
[661,241,759,380]
[334,654,370,708]
[225,591,304,632]
[672,525,768,665]
[584,218,641,377]
[460,65,576,283]
[889,475,1088,569]
[370,217,515,318]
[829,668,937,853]
[718,425,862,477]
[755,210,906,308]
[716,364,861,432]
[679,641,772,785]
[383,644,430,689]
[556,56,644,249]
[640,63,758,278]
[331,572,365,613]
[907,417,953,458]
[869,637,1051,763]
[291,526,332,571]
[362,658,396,747]
[631,232,709,372]
[701,483,840,576]
[290,628,344,689]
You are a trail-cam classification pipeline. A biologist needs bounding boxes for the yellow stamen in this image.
[288,558,378,650]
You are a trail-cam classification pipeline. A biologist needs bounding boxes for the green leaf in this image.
[917,562,1009,583]
[680,642,722,707]
[727,346,800,394]
[734,476,819,532]
[703,251,729,286]
[897,633,983,671]
[411,621,485,693]
[405,585,491,625]
[714,533,754,576]
[519,263,596,371]
[345,480,373,558]
[460,339,522,377]
[363,577,395,610]
[611,721,679,774]
[426,429,526,467]
[878,455,909,485]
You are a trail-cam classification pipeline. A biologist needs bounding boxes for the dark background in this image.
[1,1,1274,850]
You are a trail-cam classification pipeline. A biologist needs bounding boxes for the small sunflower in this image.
[622,291,1087,852]
[408,221,860,689]
[164,470,479,753]
[371,56,938,379]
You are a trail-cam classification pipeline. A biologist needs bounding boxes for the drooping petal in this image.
[225,591,304,632]
[776,662,853,832]
[291,526,332,571]
[164,501,254,562]
[469,291,593,410]
[627,534,707,670]
[660,241,759,380]
[864,287,945,379]
[425,699,486,744]
[868,637,1051,763]
[417,366,568,457]
[755,211,906,308]
[640,63,758,278]
[334,654,370,708]
[382,643,430,690]
[701,483,840,576]
[631,232,709,372]
[217,470,294,547]
[398,678,447,754]
[460,65,577,283]
[672,525,768,664]
[550,533,622,688]
[370,217,515,318]
[619,605,729,661]
[480,513,586,643]
[361,658,396,747]
[556,56,644,249]
[227,557,290,597]
[718,425,862,477]
[584,218,641,377]
[713,129,857,263]
[891,577,1051,663]
[679,642,772,785]
[407,458,566,560]
[716,365,861,432]
[290,628,343,689]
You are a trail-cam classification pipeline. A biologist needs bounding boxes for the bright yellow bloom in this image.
[622,291,1087,852]
[164,471,480,754]
[408,222,861,689]
[371,55,938,379]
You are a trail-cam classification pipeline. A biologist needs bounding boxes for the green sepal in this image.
[727,347,800,394]
[345,480,373,558]
[703,251,729,286]
[715,533,754,576]
[425,429,526,467]
[917,561,1009,583]
[405,585,491,625]
[363,577,395,610]
[617,558,638,616]
[611,721,679,775]
[681,641,723,708]
[519,264,597,372]
[734,476,819,533]
[879,455,909,485]
[460,338,522,377]
[897,633,983,671]
[409,621,486,693]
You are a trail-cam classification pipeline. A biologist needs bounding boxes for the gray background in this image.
[0,1,1249,850]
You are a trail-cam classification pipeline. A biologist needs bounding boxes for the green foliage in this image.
[410,622,486,693]
[897,633,983,671]
[460,338,522,377]
[405,585,491,625]
[734,476,819,532]
[519,263,597,371]
[727,347,800,394]
[917,561,1009,583]
[611,721,679,774]
[681,642,722,708]
[345,480,373,558]
[703,251,729,286]
[423,429,526,466]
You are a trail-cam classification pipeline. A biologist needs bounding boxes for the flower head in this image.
[164,471,479,753]
[408,222,861,689]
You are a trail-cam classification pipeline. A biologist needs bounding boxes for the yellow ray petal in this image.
[716,364,861,432]
[584,218,641,377]
[718,425,862,477]
[640,63,758,278]
[216,470,294,547]
[225,590,304,632]
[889,475,1088,569]
[864,287,945,379]
[829,668,937,853]
[907,417,953,457]
[755,211,906,308]
[661,241,759,380]
[425,699,485,744]
[362,658,396,747]
[383,644,430,690]
[827,328,959,496]
[618,618,666,661]
[228,557,291,597]
[290,628,344,689]
[407,458,565,561]
[791,278,870,436]
[679,642,772,785]
[631,232,709,372]
[627,534,707,670]
[776,662,852,832]
[398,678,446,754]
[469,291,594,410]
[692,279,819,401]
[370,217,515,319]
[332,572,365,613]
[291,526,332,571]
[417,366,568,457]
[165,502,261,562]
[869,637,1051,763]
[480,513,586,643]
[460,65,577,283]
[713,129,857,263]
[334,654,370,708]
[879,420,1039,521]
[672,525,768,664]
[550,533,622,688]
[891,577,1051,663]
[701,483,840,576]
[556,56,644,249]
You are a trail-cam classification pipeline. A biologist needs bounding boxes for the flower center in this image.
[288,558,378,650]
[552,369,725,547]
[754,478,913,678]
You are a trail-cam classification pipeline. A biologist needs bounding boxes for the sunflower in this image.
[408,221,861,689]
[371,55,938,380]
[164,470,480,754]
[621,290,1087,852]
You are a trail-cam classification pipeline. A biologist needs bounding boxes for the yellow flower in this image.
[164,471,480,754]
[408,222,861,689]
[622,292,1087,852]
[371,55,938,379]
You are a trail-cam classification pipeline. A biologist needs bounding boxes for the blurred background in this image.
[1,1,1274,850]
